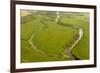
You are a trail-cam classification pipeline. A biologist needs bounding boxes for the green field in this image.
[21,10,90,63]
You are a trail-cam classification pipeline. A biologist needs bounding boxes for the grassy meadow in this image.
[20,10,90,63]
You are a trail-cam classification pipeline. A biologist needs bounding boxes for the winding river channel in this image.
[66,26,84,60]
[57,21,84,60]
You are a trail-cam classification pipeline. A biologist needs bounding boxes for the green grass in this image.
[21,10,89,63]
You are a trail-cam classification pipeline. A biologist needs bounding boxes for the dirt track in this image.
[28,33,47,57]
